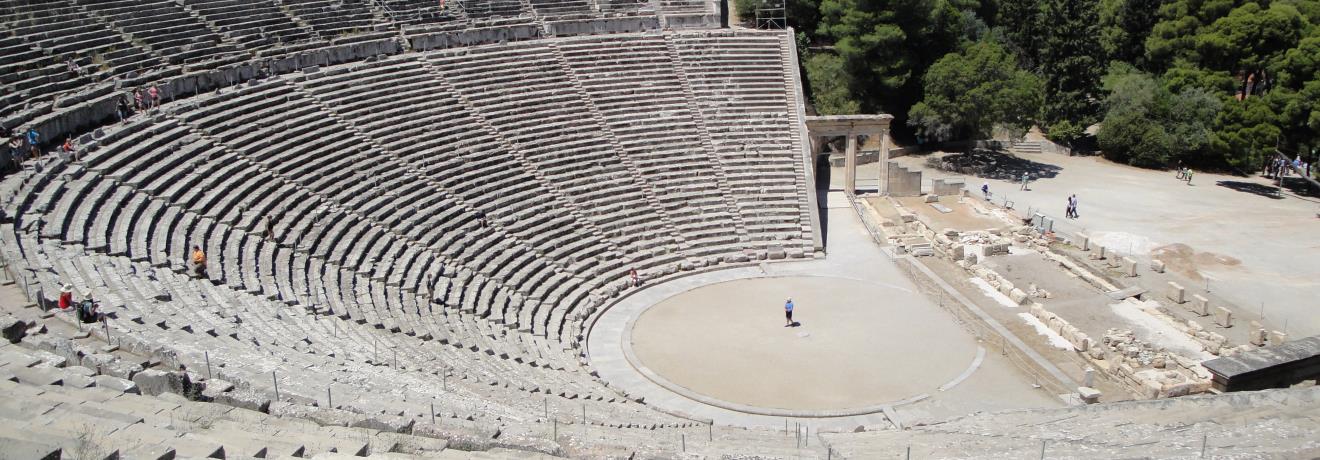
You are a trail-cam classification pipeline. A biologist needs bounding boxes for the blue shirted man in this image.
[784,298,794,326]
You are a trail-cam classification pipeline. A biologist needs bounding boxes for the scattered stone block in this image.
[1270,330,1288,345]
[924,194,938,203]
[1076,232,1090,251]
[0,317,27,343]
[1123,257,1138,277]
[1190,294,1209,316]
[1093,246,1108,260]
[1008,288,1028,305]
[1213,307,1233,328]
[1248,321,1268,346]
[1151,260,1165,273]
[1167,282,1185,304]
[1077,387,1102,404]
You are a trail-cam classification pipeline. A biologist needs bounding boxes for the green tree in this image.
[804,52,862,115]
[1195,2,1308,73]
[815,0,983,118]
[1039,0,1106,126]
[907,41,1043,141]
[996,0,1045,68]
[1096,65,1221,167]
[1211,95,1284,171]
[1099,0,1166,68]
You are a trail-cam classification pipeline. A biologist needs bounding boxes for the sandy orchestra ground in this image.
[629,276,979,411]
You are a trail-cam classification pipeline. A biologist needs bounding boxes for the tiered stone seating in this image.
[428,42,685,270]
[528,0,595,17]
[78,0,245,66]
[460,0,531,19]
[179,0,319,52]
[658,0,711,14]
[557,35,747,259]
[0,0,160,116]
[0,336,452,458]
[668,31,813,254]
[292,57,613,339]
[383,0,468,25]
[0,26,828,457]
[598,0,651,14]
[281,0,382,37]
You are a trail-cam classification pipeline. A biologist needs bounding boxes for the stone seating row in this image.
[425,43,684,256]
[668,32,810,250]
[382,0,467,25]
[1,309,820,458]
[0,0,162,117]
[528,0,595,17]
[66,78,618,345]
[179,0,320,51]
[459,0,530,19]
[0,28,817,454]
[281,0,381,36]
[14,236,669,430]
[78,0,245,66]
[555,35,746,252]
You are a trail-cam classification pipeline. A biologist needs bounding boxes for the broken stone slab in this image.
[1167,282,1186,304]
[1151,260,1166,273]
[81,353,142,380]
[62,373,96,388]
[270,401,360,426]
[132,369,204,399]
[351,413,416,433]
[93,375,139,394]
[212,387,271,413]
[1270,330,1288,345]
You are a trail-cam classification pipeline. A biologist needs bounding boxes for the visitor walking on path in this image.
[1066,194,1079,219]
[981,182,990,201]
[1020,172,1030,191]
[262,216,275,242]
[784,298,795,326]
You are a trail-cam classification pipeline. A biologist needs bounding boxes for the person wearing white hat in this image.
[784,298,795,327]
[58,283,74,310]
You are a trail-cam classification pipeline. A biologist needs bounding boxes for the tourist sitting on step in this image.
[191,245,207,278]
[58,284,75,310]
[76,297,102,324]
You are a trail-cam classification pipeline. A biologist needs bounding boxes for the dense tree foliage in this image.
[1097,65,1222,167]
[909,41,1043,141]
[792,0,1320,171]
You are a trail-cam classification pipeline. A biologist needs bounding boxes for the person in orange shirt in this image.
[191,245,207,278]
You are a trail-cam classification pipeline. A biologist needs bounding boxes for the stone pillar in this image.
[844,133,858,195]
[878,128,890,195]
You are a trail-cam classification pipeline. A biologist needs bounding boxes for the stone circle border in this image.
[609,273,984,418]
